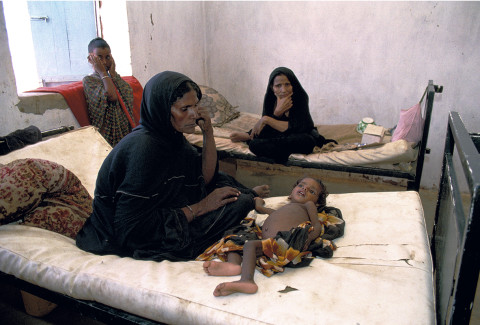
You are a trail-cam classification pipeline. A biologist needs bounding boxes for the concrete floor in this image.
[0,164,479,324]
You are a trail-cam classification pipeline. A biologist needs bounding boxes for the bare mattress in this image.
[0,126,434,324]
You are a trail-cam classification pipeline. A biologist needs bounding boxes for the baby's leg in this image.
[213,240,263,296]
[213,280,258,296]
[203,252,242,276]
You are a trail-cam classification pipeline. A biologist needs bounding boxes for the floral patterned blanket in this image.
[0,158,92,239]
[197,206,345,276]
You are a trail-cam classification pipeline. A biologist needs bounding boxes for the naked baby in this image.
[201,177,328,296]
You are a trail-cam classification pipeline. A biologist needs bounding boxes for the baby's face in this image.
[289,178,321,204]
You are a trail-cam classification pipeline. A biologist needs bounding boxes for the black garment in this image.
[248,67,317,163]
[76,71,256,261]
[0,126,42,155]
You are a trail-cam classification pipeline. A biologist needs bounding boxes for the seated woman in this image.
[76,71,269,262]
[83,37,137,147]
[230,67,327,163]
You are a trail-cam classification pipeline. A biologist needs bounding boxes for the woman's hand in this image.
[196,105,212,133]
[251,116,267,138]
[273,94,293,117]
[88,54,108,76]
[197,187,241,215]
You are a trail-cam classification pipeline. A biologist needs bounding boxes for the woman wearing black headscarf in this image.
[76,71,269,261]
[230,67,327,163]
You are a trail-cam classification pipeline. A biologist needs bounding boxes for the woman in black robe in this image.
[76,71,268,261]
[230,67,327,163]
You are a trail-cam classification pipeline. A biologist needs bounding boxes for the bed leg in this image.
[20,290,57,317]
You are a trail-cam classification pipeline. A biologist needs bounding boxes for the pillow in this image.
[199,85,240,127]
[391,102,424,144]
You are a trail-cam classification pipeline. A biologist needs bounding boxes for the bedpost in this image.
[407,80,443,191]
[431,111,480,324]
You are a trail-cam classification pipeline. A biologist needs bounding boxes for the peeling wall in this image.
[127,1,207,86]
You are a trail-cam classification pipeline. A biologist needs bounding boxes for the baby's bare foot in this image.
[213,281,258,296]
[203,261,241,276]
[229,132,250,143]
[253,185,270,198]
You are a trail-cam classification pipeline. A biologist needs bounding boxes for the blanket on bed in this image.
[197,206,345,276]
[0,158,92,239]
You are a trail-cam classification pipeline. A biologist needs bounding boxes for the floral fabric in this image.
[197,208,345,277]
[0,159,92,239]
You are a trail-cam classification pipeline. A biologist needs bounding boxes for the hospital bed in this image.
[186,80,443,191]
[0,110,477,324]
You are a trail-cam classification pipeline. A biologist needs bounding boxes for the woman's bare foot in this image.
[253,185,270,198]
[213,280,258,296]
[203,261,241,276]
[229,132,251,142]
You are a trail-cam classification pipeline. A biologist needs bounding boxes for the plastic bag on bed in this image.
[391,103,424,144]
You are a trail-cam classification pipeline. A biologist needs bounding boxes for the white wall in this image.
[127,1,207,85]
[2,2,479,190]
[126,1,480,189]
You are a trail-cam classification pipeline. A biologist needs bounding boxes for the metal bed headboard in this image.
[431,111,480,324]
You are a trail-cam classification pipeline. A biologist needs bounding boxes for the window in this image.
[4,1,97,91]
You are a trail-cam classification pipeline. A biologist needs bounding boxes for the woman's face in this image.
[271,74,293,99]
[170,89,199,134]
[91,47,113,72]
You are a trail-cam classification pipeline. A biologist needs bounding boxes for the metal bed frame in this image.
[431,111,480,324]
[216,80,443,191]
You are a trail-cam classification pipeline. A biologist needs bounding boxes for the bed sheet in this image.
[0,192,433,325]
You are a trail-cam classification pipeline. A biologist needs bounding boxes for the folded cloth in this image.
[25,76,143,127]
[0,125,42,156]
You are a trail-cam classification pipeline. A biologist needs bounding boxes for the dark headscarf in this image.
[76,72,206,257]
[139,71,202,143]
[262,67,314,134]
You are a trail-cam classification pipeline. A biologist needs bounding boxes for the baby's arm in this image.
[304,201,322,249]
[254,197,275,215]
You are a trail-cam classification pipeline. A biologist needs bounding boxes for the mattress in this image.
[0,126,434,324]
[0,192,434,324]
[0,126,111,197]
[184,112,418,167]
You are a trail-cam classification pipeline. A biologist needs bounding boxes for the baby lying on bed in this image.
[199,177,337,296]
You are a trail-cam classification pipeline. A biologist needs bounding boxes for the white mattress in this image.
[0,126,434,324]
[185,112,417,166]
[0,192,434,324]
[0,126,111,197]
